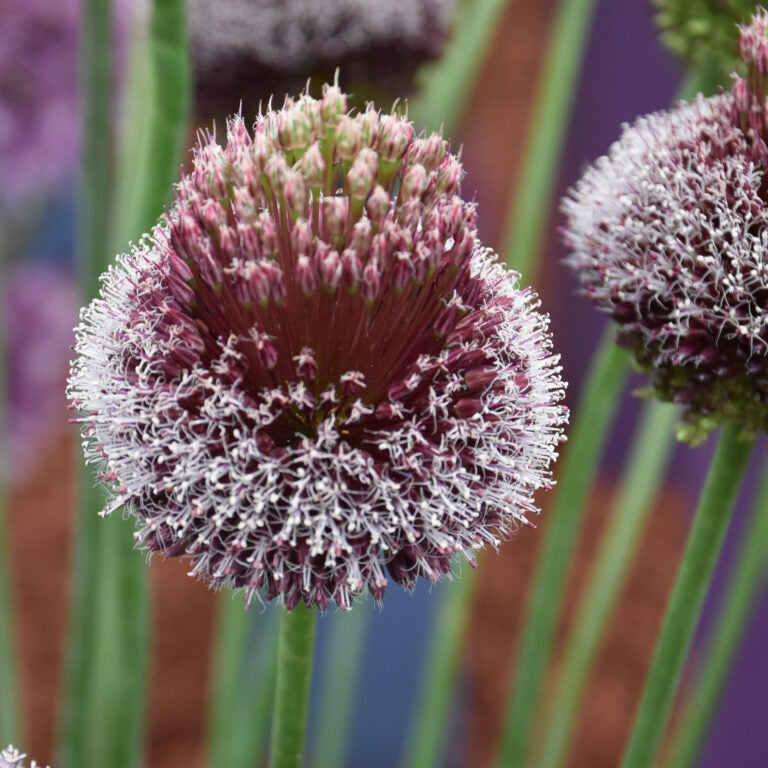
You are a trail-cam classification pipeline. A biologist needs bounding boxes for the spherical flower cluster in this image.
[189,0,457,113]
[654,0,755,79]
[563,13,768,441]
[69,83,567,610]
[0,746,48,768]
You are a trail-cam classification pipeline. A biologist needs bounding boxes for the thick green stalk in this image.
[494,329,629,768]
[269,605,317,768]
[408,0,510,136]
[104,3,190,766]
[59,0,113,765]
[313,607,371,768]
[535,400,677,768]
[621,423,753,768]
[403,568,478,768]
[208,599,279,768]
[502,0,599,279]
[663,461,768,768]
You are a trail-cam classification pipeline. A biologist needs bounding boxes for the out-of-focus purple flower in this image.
[0,0,131,208]
[189,0,458,113]
[6,263,78,481]
[0,0,80,206]
[68,83,567,611]
[563,10,768,443]
[0,745,48,768]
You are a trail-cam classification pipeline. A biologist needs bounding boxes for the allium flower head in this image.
[654,0,756,78]
[190,0,458,112]
[0,746,48,768]
[69,82,567,610]
[564,10,768,442]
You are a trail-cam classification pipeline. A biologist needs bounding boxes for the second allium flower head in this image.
[69,81,567,610]
[564,9,768,442]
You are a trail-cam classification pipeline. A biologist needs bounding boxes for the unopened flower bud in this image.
[335,117,362,160]
[366,185,389,227]
[321,81,347,129]
[377,115,413,162]
[301,143,326,187]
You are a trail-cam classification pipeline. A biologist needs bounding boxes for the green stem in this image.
[621,423,753,768]
[59,0,113,764]
[494,328,629,768]
[663,460,768,768]
[535,400,678,768]
[502,0,599,280]
[208,599,279,768]
[403,568,478,768]
[408,0,510,136]
[313,606,371,768]
[269,605,317,768]
[0,495,19,750]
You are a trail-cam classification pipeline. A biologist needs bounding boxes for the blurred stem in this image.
[403,567,478,768]
[494,328,629,768]
[409,0,510,136]
[0,228,21,748]
[59,0,113,765]
[663,461,768,768]
[534,400,678,768]
[502,0,598,280]
[313,607,371,768]
[621,423,753,768]
[208,600,279,768]
[269,605,317,768]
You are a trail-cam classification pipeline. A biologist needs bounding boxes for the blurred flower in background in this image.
[0,0,80,208]
[189,0,458,113]
[4,262,77,482]
[654,0,755,81]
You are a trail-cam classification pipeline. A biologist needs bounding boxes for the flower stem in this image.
[0,497,20,750]
[621,423,754,768]
[494,328,629,768]
[59,0,114,764]
[403,567,478,768]
[534,399,678,768]
[208,600,279,768]
[269,605,317,768]
[408,0,510,136]
[502,0,599,280]
[313,606,370,768]
[662,460,768,768]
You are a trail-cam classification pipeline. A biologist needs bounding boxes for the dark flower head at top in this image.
[69,82,567,610]
[189,0,458,114]
[564,9,768,443]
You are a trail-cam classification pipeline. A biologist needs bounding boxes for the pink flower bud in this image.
[366,185,389,227]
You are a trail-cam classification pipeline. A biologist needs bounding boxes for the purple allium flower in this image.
[5,263,78,481]
[68,83,567,610]
[563,10,768,442]
[189,0,458,113]
[0,746,48,768]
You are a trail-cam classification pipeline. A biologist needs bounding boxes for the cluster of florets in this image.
[654,0,756,79]
[0,746,48,768]
[69,82,567,610]
[563,12,768,442]
[189,0,457,111]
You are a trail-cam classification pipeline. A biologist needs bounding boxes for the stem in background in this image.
[408,0,510,137]
[502,0,599,280]
[663,460,768,768]
[621,423,754,768]
[494,328,629,768]
[269,605,317,768]
[535,400,678,768]
[403,567,478,768]
[59,0,113,764]
[313,606,371,768]
[208,599,279,768]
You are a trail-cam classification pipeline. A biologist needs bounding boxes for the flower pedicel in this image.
[69,81,567,610]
